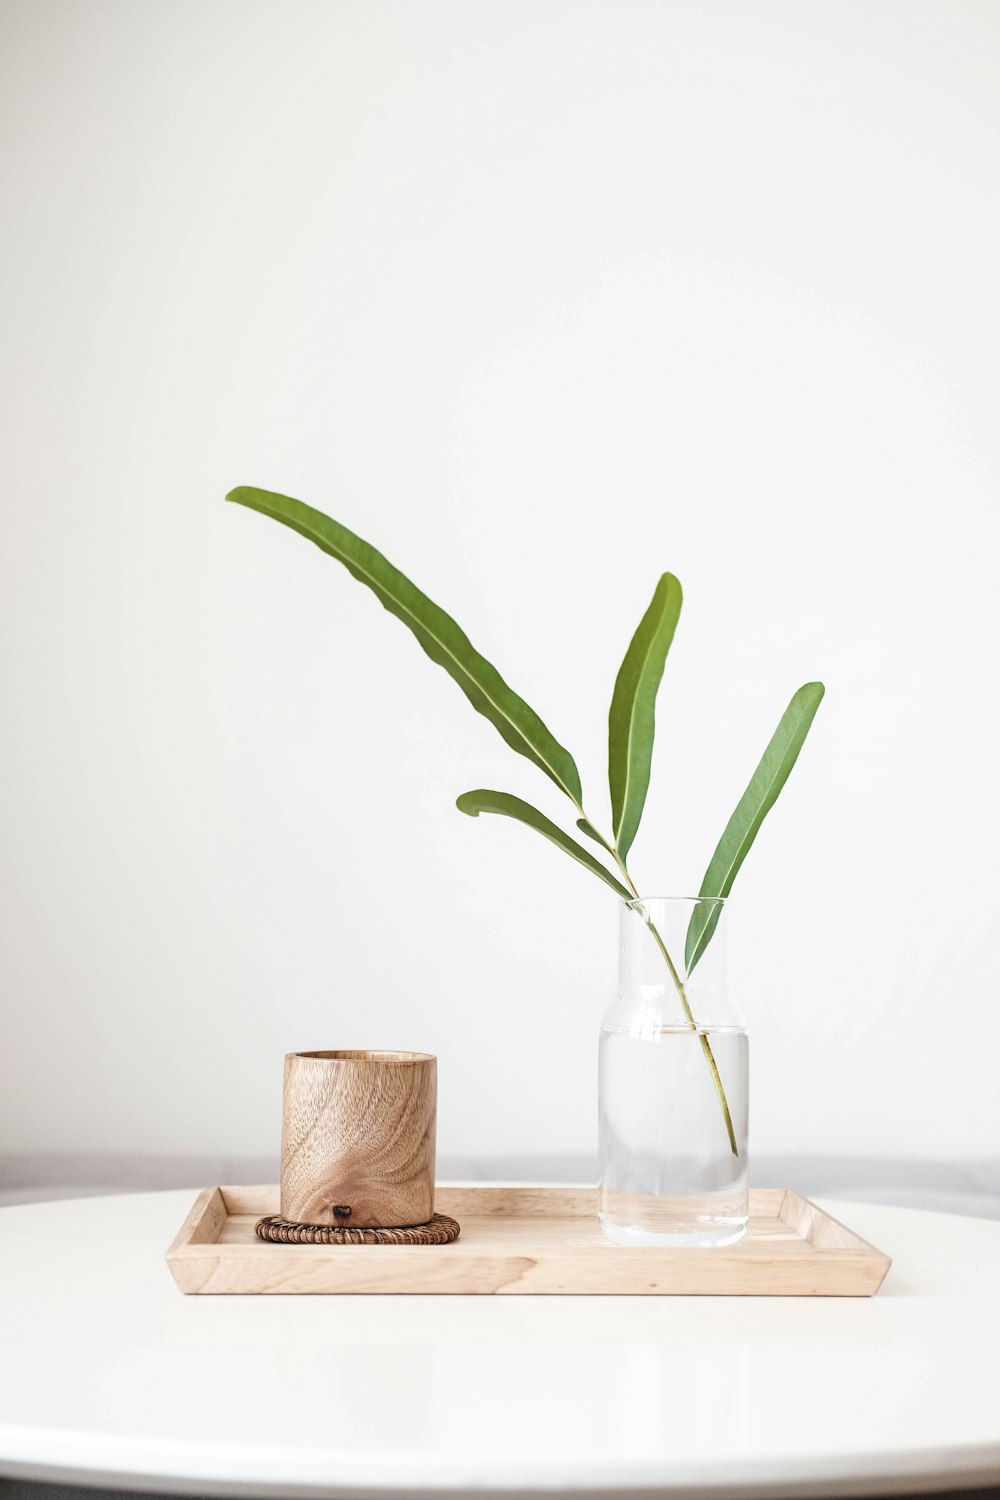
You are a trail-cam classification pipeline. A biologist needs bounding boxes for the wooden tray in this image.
[167,1185,891,1296]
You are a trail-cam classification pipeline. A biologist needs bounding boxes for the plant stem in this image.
[580,805,739,1158]
[637,914,739,1158]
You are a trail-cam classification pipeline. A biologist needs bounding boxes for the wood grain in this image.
[167,1185,892,1296]
[280,1050,436,1228]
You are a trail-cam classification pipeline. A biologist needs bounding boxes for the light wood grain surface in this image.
[280,1050,436,1227]
[167,1184,892,1295]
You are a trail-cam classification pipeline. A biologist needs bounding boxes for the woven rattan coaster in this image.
[254,1213,461,1246]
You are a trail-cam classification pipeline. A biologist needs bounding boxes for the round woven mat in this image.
[254,1212,461,1246]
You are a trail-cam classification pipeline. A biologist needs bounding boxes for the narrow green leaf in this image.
[685,681,826,974]
[608,573,683,860]
[457,790,631,900]
[227,487,582,804]
[576,816,616,855]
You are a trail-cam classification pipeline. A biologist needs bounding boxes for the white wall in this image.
[2,0,998,1173]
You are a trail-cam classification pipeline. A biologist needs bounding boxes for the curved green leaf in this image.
[608,573,683,859]
[685,681,826,974]
[576,816,617,855]
[228,487,582,803]
[457,790,631,900]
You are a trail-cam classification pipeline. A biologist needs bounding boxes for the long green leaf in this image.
[684,681,826,974]
[608,573,683,859]
[576,817,617,854]
[228,487,582,803]
[457,790,631,900]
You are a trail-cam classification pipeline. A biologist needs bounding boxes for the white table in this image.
[0,1190,998,1499]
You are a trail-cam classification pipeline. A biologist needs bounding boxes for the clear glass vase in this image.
[598,897,749,1247]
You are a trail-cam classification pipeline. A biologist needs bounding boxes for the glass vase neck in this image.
[615,895,739,1030]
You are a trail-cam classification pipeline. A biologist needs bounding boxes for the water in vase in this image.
[598,1025,749,1247]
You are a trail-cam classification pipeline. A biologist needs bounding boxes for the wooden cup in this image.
[280,1050,437,1228]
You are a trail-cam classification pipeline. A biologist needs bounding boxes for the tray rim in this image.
[167,1183,892,1297]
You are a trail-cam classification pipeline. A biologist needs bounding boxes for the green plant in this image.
[228,485,824,1154]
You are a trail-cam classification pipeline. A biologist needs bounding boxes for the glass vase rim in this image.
[624,895,727,908]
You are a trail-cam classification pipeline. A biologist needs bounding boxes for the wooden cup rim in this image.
[288,1049,435,1065]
